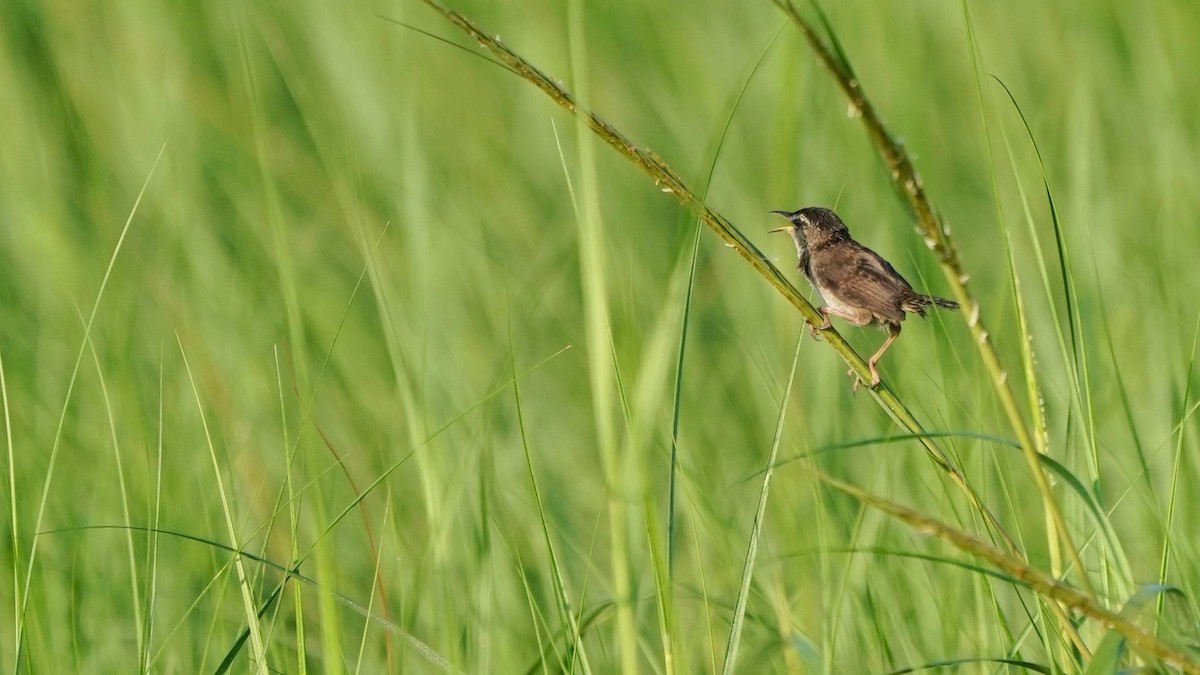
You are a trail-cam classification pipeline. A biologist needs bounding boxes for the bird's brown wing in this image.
[858,245,915,292]
[814,244,913,323]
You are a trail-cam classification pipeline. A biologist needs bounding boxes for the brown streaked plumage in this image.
[769,206,958,390]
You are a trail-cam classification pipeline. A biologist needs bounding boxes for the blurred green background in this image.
[2,0,1200,672]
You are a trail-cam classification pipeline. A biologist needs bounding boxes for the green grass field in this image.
[3,0,1200,672]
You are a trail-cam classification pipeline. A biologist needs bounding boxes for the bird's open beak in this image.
[768,211,793,233]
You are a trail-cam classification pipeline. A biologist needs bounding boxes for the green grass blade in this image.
[85,331,143,663]
[17,140,166,668]
[508,304,594,675]
[1158,314,1200,621]
[886,656,1051,674]
[0,344,17,664]
[669,13,785,580]
[177,337,269,674]
[562,2,634,667]
[141,349,165,674]
[720,335,802,674]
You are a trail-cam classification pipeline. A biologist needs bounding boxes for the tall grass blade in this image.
[142,349,165,673]
[1096,295,1153,490]
[17,140,166,668]
[177,337,269,674]
[236,24,346,667]
[721,335,802,674]
[0,345,17,666]
[993,75,1136,597]
[1157,315,1200,622]
[508,305,594,675]
[886,656,1050,674]
[561,2,637,669]
[958,8,1094,656]
[661,24,787,671]
[85,333,143,662]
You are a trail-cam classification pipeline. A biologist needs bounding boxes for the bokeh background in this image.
[2,0,1199,672]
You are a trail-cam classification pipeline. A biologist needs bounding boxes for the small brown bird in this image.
[770,206,958,389]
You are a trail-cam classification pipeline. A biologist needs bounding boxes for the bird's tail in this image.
[903,294,959,317]
[929,295,959,310]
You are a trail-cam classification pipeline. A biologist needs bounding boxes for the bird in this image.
[769,206,958,390]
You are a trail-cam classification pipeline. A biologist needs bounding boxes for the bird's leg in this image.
[865,323,902,387]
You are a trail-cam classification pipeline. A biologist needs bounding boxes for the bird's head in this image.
[769,207,850,247]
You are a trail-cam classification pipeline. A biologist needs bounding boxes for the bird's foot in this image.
[847,367,882,394]
[810,309,833,340]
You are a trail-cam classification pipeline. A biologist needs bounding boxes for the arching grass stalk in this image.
[814,472,1200,674]
[414,0,1014,557]
[768,0,1093,598]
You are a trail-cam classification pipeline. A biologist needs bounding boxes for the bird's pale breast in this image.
[812,277,877,326]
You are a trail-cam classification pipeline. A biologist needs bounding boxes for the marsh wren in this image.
[770,207,958,389]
